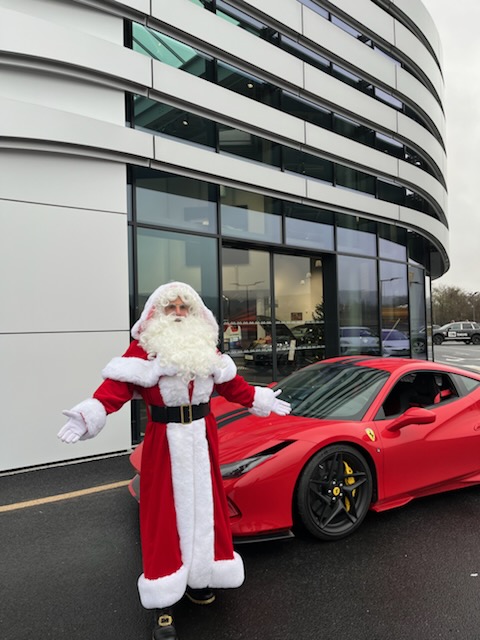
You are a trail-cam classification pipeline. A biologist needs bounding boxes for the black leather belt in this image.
[150,403,210,425]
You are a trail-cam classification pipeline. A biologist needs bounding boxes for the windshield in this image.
[275,361,389,420]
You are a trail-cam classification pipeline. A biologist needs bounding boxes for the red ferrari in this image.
[129,356,480,542]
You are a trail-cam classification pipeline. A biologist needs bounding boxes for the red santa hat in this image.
[131,282,219,340]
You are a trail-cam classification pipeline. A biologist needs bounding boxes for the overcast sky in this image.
[420,0,480,293]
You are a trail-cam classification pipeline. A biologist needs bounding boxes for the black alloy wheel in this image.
[411,338,426,354]
[432,335,444,345]
[296,444,373,541]
[471,334,480,345]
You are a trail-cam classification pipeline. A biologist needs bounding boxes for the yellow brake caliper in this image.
[343,461,356,511]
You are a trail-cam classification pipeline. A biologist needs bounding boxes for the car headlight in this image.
[221,454,272,479]
[220,441,294,479]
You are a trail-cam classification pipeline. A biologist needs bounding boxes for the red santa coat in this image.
[85,340,257,609]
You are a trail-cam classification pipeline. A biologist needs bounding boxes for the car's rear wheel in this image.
[433,334,443,345]
[295,444,373,541]
[471,334,480,345]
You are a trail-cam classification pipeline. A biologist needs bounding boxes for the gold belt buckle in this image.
[180,404,193,424]
[157,614,173,627]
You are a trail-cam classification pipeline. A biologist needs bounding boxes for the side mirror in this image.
[386,406,436,432]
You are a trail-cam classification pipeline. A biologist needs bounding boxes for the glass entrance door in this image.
[222,247,324,383]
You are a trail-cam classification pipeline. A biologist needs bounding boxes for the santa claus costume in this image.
[58,282,290,632]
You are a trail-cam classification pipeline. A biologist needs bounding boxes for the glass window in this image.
[285,217,334,251]
[220,187,281,243]
[274,254,325,374]
[378,225,407,261]
[375,87,402,110]
[337,226,377,256]
[331,16,361,38]
[283,148,334,184]
[217,62,276,104]
[134,168,217,233]
[216,1,272,38]
[297,0,329,18]
[282,92,332,130]
[222,247,271,383]
[133,96,215,148]
[218,124,281,166]
[336,165,376,196]
[377,179,405,206]
[380,261,409,356]
[333,115,375,146]
[280,36,330,73]
[409,266,427,359]
[137,227,218,317]
[375,132,404,159]
[338,255,380,354]
[132,24,212,79]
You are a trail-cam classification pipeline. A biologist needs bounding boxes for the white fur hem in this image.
[138,565,188,609]
[213,354,237,384]
[249,386,275,417]
[102,356,159,387]
[71,398,107,439]
[209,552,245,588]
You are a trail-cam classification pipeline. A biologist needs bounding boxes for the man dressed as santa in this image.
[58,281,291,640]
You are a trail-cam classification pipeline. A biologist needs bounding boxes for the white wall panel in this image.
[397,113,446,176]
[0,7,152,89]
[304,64,398,131]
[240,0,302,33]
[305,123,398,176]
[151,62,305,145]
[0,151,128,213]
[0,97,154,162]
[0,331,132,472]
[306,178,401,220]
[0,200,129,333]
[153,136,307,199]
[396,66,445,139]
[398,0,443,62]
[0,0,124,43]
[302,3,396,88]
[395,22,443,101]
[325,0,395,43]
[150,0,303,87]
[0,67,124,125]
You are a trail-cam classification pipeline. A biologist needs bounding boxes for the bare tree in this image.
[432,285,480,325]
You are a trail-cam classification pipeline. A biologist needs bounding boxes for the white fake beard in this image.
[139,312,220,380]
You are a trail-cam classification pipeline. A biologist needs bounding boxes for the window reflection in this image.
[220,187,281,242]
[338,255,380,355]
[135,169,217,233]
[379,262,409,357]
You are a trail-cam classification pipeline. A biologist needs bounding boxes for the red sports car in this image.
[129,356,480,542]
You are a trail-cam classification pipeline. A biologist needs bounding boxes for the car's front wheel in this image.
[433,334,444,345]
[295,444,373,541]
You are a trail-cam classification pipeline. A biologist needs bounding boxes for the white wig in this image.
[131,282,219,339]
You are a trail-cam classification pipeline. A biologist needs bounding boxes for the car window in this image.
[382,329,406,341]
[378,371,459,419]
[448,323,461,331]
[277,362,389,420]
[451,373,480,395]
[461,323,473,330]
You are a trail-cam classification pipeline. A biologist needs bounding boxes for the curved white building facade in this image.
[0,0,447,470]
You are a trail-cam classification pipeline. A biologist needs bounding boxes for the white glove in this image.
[57,411,88,444]
[271,389,292,416]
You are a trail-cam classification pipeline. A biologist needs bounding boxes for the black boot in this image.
[152,608,177,640]
[185,586,216,605]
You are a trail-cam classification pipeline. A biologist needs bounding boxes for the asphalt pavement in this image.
[3,452,480,640]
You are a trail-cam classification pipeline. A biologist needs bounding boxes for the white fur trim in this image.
[101,356,159,387]
[210,552,245,588]
[70,398,107,439]
[249,386,275,417]
[138,565,188,609]
[212,354,237,384]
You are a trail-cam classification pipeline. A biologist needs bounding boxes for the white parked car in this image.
[339,326,379,355]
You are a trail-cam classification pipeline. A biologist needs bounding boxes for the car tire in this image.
[471,334,480,345]
[412,339,426,354]
[295,444,373,541]
[433,334,444,345]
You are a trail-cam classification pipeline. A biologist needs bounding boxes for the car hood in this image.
[215,400,361,464]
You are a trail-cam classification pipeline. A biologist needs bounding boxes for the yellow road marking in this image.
[0,480,131,513]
